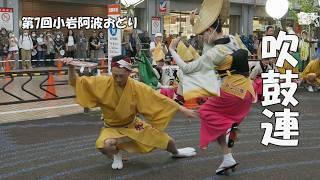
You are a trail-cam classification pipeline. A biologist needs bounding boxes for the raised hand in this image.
[169,38,181,50]
[190,8,198,26]
[179,105,199,119]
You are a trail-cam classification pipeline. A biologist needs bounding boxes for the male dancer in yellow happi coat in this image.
[300,58,320,92]
[65,55,197,170]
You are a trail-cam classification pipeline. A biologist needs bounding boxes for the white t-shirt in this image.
[37,37,45,51]
[9,37,19,51]
[67,36,75,46]
[19,35,33,50]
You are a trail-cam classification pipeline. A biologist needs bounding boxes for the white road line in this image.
[0,104,80,115]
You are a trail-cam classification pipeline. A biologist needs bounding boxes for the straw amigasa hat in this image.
[193,0,229,35]
[188,45,200,59]
[152,43,166,62]
[177,41,196,62]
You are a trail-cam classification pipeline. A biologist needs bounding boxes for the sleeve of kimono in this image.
[170,47,225,74]
[136,82,179,130]
[177,70,183,82]
[153,67,161,80]
[73,76,112,108]
[301,62,313,79]
[249,65,261,80]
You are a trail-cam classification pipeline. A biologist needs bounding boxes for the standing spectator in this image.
[98,31,106,61]
[31,31,38,67]
[19,30,33,69]
[7,32,18,69]
[45,31,55,67]
[122,33,133,57]
[0,28,9,71]
[130,31,138,57]
[37,32,46,67]
[54,33,65,60]
[257,26,274,59]
[150,33,168,65]
[247,34,255,54]
[65,30,77,58]
[77,30,88,61]
[253,35,260,55]
[139,31,151,57]
[299,31,310,71]
[89,31,99,61]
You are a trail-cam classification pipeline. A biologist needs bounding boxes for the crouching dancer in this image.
[64,55,197,170]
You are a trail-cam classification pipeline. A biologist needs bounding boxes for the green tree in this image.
[288,0,319,20]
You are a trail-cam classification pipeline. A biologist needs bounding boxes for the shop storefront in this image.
[163,11,230,38]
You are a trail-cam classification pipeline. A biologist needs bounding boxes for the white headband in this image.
[117,59,132,71]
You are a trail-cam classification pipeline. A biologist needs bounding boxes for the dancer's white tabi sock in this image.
[216,153,237,173]
[112,152,123,170]
[172,147,196,158]
[223,153,235,162]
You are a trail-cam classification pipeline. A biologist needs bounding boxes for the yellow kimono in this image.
[277,61,299,74]
[73,76,179,153]
[301,60,320,86]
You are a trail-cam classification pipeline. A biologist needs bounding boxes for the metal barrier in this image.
[0,68,73,106]
[0,54,260,106]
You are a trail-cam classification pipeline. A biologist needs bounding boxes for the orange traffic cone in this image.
[56,59,63,76]
[4,59,11,81]
[100,59,105,74]
[44,72,56,99]
[184,98,199,109]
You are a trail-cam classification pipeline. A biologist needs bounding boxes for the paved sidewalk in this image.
[0,99,86,124]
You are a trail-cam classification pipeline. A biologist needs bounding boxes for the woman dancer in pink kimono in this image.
[169,0,256,175]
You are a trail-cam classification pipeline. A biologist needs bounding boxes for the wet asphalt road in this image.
[0,89,319,180]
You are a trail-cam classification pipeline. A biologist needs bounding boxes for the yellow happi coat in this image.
[277,61,299,74]
[73,75,179,153]
[301,60,320,86]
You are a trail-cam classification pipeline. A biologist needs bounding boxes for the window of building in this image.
[164,11,230,38]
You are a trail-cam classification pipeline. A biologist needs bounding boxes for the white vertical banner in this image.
[107,4,122,74]
[0,8,13,31]
[151,16,161,35]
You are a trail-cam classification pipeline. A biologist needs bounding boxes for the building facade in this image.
[1,0,284,38]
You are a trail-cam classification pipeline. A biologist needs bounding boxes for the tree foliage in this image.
[288,0,319,20]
